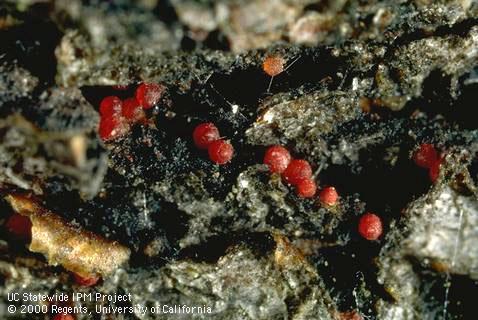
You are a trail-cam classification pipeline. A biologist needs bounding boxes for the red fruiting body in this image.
[429,158,442,183]
[295,179,317,198]
[263,56,285,77]
[208,140,234,164]
[319,186,339,206]
[358,213,383,241]
[99,116,122,141]
[193,123,220,149]
[52,313,75,320]
[413,143,438,169]
[122,97,144,122]
[263,145,292,174]
[339,311,363,320]
[135,83,164,109]
[99,96,122,117]
[282,159,313,185]
[5,214,32,242]
[73,273,99,287]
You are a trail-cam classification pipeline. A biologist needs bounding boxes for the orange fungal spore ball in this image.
[263,55,286,77]
[263,145,292,174]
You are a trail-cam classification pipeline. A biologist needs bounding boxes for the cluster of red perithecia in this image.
[264,145,335,200]
[193,122,234,164]
[99,83,165,141]
[263,145,316,198]
[95,68,451,247]
[413,143,443,183]
[94,65,449,248]
[263,144,383,241]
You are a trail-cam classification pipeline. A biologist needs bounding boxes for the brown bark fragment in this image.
[5,194,130,278]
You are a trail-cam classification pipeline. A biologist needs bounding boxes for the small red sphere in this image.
[358,213,383,241]
[263,145,292,174]
[208,140,234,164]
[52,313,75,320]
[99,96,122,117]
[99,115,130,141]
[338,310,363,320]
[429,158,442,183]
[295,179,317,198]
[282,159,313,185]
[5,214,32,242]
[135,83,164,109]
[193,123,220,149]
[319,186,339,206]
[99,117,119,140]
[263,56,285,77]
[73,273,100,287]
[413,143,438,169]
[122,97,144,123]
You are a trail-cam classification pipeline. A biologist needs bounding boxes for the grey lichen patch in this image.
[114,240,334,320]
[376,149,478,319]
[55,0,180,52]
[227,165,295,229]
[225,165,342,239]
[219,0,302,52]
[0,114,107,199]
[55,30,96,88]
[56,32,235,90]
[377,230,421,320]
[374,26,478,110]
[0,63,38,106]
[288,11,338,46]
[403,184,478,279]
[246,90,360,161]
[0,257,64,316]
[154,173,227,248]
[37,86,101,133]
[173,0,220,33]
